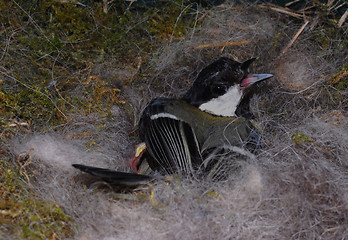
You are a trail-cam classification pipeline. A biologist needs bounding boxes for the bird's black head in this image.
[182,57,272,117]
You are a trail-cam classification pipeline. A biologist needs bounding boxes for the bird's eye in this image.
[213,85,225,95]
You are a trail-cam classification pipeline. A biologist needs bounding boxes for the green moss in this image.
[0,85,64,129]
[318,63,347,109]
[291,131,311,144]
[270,32,282,54]
[0,0,203,130]
[145,1,199,39]
[330,64,348,90]
[309,3,348,60]
[0,158,75,239]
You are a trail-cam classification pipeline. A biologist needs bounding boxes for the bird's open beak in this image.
[240,74,273,88]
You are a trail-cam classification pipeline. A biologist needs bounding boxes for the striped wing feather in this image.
[144,116,202,176]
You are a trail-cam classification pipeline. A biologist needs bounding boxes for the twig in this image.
[327,0,342,11]
[294,5,315,14]
[259,3,304,19]
[194,40,250,49]
[327,0,336,8]
[334,2,347,11]
[103,0,108,14]
[338,9,348,27]
[56,0,87,7]
[332,70,348,84]
[279,20,309,58]
[198,4,243,22]
[198,10,211,22]
[125,0,137,13]
[66,132,92,139]
[285,0,300,7]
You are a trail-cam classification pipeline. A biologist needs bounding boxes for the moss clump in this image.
[0,0,203,130]
[309,2,347,61]
[291,131,311,144]
[145,0,199,39]
[330,64,348,90]
[0,157,75,239]
[0,85,65,130]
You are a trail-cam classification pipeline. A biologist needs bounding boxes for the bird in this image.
[73,57,273,186]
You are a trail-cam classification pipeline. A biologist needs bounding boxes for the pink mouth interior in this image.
[240,75,256,88]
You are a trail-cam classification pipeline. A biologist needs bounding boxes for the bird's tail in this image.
[72,164,153,186]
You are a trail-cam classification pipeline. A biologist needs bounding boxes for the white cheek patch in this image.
[198,85,243,117]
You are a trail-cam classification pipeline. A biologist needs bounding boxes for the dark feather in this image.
[143,116,202,175]
[72,164,153,186]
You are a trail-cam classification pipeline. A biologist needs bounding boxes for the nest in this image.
[3,0,347,239]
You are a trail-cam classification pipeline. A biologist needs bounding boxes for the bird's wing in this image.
[142,114,202,176]
[72,164,153,186]
[243,121,264,153]
[200,145,254,181]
